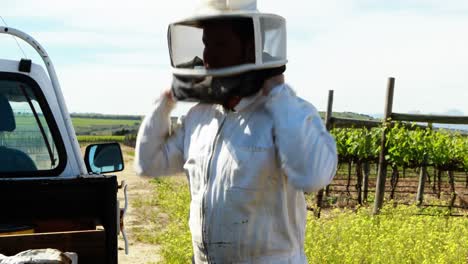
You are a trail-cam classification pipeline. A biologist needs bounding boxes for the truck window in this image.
[0,73,65,176]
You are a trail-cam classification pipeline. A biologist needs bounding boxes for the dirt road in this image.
[114,146,162,264]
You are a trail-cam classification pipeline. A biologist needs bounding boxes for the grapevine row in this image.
[330,124,468,172]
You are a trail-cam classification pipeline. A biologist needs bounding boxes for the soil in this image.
[115,146,162,264]
[323,168,468,210]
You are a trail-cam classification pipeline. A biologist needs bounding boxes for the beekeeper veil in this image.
[168,0,287,105]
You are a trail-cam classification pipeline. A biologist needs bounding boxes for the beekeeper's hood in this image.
[168,0,287,77]
[168,0,287,103]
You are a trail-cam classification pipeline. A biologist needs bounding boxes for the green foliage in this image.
[427,130,467,170]
[306,204,468,263]
[331,124,468,171]
[385,123,431,168]
[386,125,468,170]
[331,127,381,162]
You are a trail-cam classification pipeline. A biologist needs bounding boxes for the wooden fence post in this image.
[362,161,370,202]
[356,161,363,204]
[315,90,334,218]
[448,171,456,209]
[416,123,431,205]
[416,166,427,205]
[373,77,395,214]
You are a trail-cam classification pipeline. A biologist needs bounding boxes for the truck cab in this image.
[0,27,126,264]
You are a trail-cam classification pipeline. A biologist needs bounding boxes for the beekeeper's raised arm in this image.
[263,80,338,193]
[134,91,185,177]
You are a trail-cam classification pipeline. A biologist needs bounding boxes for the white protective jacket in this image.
[134,83,338,263]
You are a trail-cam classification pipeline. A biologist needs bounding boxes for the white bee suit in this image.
[134,83,338,263]
[136,0,337,262]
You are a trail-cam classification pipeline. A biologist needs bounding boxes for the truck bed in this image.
[0,176,118,264]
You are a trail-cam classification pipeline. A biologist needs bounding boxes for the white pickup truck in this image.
[0,27,127,263]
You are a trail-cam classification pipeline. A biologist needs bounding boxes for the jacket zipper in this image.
[201,113,227,261]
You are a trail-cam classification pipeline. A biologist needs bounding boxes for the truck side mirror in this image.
[84,143,124,174]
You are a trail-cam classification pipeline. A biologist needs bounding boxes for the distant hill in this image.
[318,111,378,121]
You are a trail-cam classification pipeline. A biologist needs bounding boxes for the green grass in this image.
[71,117,140,135]
[14,115,139,127]
[14,115,140,136]
[133,177,192,263]
[12,115,136,145]
[71,118,139,127]
[77,135,125,143]
[14,115,48,129]
[135,178,468,263]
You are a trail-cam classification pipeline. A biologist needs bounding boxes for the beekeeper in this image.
[134,0,338,263]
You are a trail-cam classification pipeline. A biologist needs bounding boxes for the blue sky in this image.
[1,0,467,118]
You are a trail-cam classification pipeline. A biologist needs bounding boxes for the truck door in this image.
[0,71,66,177]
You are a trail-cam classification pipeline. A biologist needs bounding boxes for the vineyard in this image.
[316,78,468,215]
[325,125,468,210]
